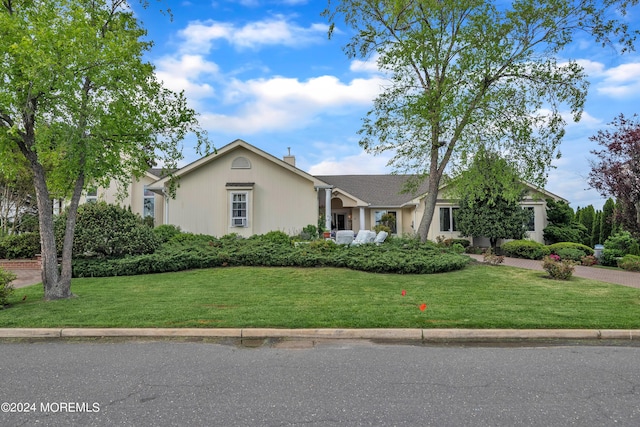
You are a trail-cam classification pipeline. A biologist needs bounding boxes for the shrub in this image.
[542,224,586,244]
[580,255,597,266]
[555,248,589,262]
[600,249,625,267]
[300,224,318,240]
[483,248,504,265]
[443,239,471,248]
[58,202,160,258]
[71,233,470,277]
[0,267,16,307]
[0,232,41,259]
[465,246,485,255]
[542,256,575,280]
[451,243,465,254]
[548,242,594,257]
[373,224,391,234]
[618,254,640,272]
[260,230,291,245]
[501,240,550,260]
[605,232,639,255]
[153,224,182,243]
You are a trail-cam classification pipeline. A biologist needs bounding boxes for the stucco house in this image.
[81,139,566,245]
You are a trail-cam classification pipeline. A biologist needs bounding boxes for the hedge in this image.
[501,240,550,260]
[71,234,470,277]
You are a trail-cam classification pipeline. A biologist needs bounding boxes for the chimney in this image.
[283,147,295,167]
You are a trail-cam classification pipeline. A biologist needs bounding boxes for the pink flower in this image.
[401,290,406,296]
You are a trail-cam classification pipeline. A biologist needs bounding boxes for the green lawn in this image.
[2,264,640,329]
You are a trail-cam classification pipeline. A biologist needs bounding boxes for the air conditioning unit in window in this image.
[233,218,247,227]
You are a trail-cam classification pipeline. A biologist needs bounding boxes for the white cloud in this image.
[308,150,393,175]
[201,73,386,133]
[154,54,220,103]
[597,62,640,98]
[350,54,381,74]
[178,16,328,52]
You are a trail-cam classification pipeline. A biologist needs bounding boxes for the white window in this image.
[231,192,248,227]
[374,210,397,234]
[439,207,459,232]
[86,188,98,204]
[143,186,154,218]
[525,207,535,231]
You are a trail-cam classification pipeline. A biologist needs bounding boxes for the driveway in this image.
[468,254,640,288]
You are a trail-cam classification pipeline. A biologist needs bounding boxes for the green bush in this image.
[555,248,587,262]
[501,240,550,260]
[442,239,471,248]
[542,224,586,244]
[71,234,470,277]
[153,224,182,243]
[600,249,625,267]
[605,232,639,255]
[548,242,594,258]
[542,256,575,280]
[58,202,160,258]
[0,267,16,307]
[0,232,41,259]
[259,230,291,245]
[300,224,318,240]
[618,254,640,272]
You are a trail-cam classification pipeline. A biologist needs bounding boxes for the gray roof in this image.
[315,175,429,207]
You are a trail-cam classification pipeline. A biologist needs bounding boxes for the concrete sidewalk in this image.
[468,254,640,288]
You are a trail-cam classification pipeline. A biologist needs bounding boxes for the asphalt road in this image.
[1,339,640,426]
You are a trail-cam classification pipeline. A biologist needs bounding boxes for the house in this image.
[81,139,566,245]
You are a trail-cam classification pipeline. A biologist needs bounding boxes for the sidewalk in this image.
[467,254,640,288]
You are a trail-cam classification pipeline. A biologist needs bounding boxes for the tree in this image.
[0,0,209,300]
[592,210,602,245]
[542,199,587,244]
[577,204,596,247]
[0,156,36,236]
[453,148,529,251]
[589,114,640,237]
[600,198,616,242]
[324,0,637,242]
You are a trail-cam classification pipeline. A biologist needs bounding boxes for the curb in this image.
[1,328,639,341]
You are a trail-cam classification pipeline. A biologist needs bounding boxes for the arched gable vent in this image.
[231,156,251,169]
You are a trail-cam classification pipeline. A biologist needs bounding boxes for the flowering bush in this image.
[580,255,597,266]
[542,256,575,280]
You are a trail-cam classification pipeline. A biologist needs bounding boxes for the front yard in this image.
[2,263,640,329]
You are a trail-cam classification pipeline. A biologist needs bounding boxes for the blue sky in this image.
[132,0,640,211]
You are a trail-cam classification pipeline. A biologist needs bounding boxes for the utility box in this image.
[594,244,604,259]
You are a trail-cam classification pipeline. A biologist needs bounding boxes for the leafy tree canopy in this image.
[453,147,529,249]
[324,0,638,241]
[0,0,210,299]
[589,114,640,236]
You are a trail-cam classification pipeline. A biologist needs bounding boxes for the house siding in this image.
[165,146,319,237]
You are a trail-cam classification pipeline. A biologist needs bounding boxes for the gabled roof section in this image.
[316,175,429,207]
[151,139,328,188]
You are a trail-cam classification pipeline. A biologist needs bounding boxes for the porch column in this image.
[325,188,332,231]
[359,207,366,230]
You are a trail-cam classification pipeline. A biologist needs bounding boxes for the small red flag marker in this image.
[401,290,406,296]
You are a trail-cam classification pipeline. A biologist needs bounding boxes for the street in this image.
[1,339,639,426]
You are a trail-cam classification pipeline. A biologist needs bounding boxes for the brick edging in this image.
[0,255,42,270]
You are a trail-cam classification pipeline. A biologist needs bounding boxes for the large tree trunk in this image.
[31,165,71,300]
[417,175,440,242]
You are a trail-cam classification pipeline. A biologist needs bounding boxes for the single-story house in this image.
[81,139,567,245]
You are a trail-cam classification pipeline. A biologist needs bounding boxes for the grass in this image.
[2,264,640,329]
